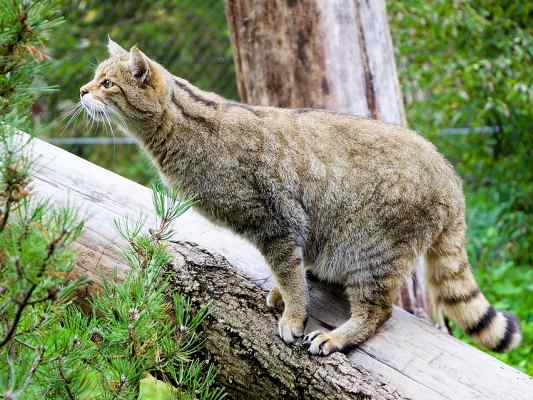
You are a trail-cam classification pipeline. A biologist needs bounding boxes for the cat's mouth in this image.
[81,94,110,122]
[79,92,128,137]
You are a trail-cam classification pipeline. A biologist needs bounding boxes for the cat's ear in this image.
[129,46,150,85]
[107,36,127,57]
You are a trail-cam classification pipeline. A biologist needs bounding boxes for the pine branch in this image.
[0,229,68,348]
[0,282,38,348]
[7,344,16,394]
[15,345,44,396]
[111,375,127,400]
[0,187,14,232]
[58,360,76,400]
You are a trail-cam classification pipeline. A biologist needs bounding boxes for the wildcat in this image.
[79,39,521,355]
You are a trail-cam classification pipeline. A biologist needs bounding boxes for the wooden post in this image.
[225,0,428,317]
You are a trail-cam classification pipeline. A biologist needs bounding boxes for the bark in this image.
[170,241,406,400]
[225,0,428,317]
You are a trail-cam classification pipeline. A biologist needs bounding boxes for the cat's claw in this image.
[266,286,284,309]
[305,330,343,356]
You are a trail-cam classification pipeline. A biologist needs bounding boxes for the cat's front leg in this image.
[263,238,308,344]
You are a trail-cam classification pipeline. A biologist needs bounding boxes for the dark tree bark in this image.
[169,241,407,400]
[225,0,429,318]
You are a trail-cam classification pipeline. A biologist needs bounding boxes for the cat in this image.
[79,38,521,355]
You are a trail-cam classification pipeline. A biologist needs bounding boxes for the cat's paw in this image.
[266,286,284,309]
[278,314,305,344]
[304,330,344,356]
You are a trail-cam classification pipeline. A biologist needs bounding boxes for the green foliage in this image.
[389,0,532,190]
[150,183,197,241]
[1,173,225,398]
[0,136,86,399]
[389,0,532,374]
[1,3,85,398]
[27,227,219,399]
[138,374,176,400]
[0,0,63,129]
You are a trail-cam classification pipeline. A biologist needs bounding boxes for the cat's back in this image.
[259,107,459,189]
[282,108,464,249]
[220,103,462,205]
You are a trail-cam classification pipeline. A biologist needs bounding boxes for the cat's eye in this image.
[101,79,113,89]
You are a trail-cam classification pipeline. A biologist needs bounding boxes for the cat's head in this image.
[80,38,169,133]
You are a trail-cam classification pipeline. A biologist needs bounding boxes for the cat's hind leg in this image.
[305,254,413,355]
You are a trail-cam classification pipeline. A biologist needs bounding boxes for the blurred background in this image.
[33,0,531,372]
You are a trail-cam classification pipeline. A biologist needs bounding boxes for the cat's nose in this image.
[80,86,89,97]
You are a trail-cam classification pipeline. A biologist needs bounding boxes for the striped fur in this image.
[79,39,521,355]
[427,231,521,353]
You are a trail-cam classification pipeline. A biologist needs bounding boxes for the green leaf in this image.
[138,374,177,400]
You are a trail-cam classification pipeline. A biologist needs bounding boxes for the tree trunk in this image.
[17,133,532,400]
[225,0,428,317]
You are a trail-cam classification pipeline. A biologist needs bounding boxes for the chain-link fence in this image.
[147,0,238,99]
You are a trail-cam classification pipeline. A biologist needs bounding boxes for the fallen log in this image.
[23,133,532,399]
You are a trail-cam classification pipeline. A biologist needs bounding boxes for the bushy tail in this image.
[426,227,521,353]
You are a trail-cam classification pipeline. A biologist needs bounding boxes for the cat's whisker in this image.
[61,103,82,122]
[99,104,113,136]
[106,106,129,136]
[58,103,84,138]
[112,112,129,135]
[102,108,118,161]
[83,102,121,161]
[66,105,83,127]
[86,105,96,132]
[61,103,81,125]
